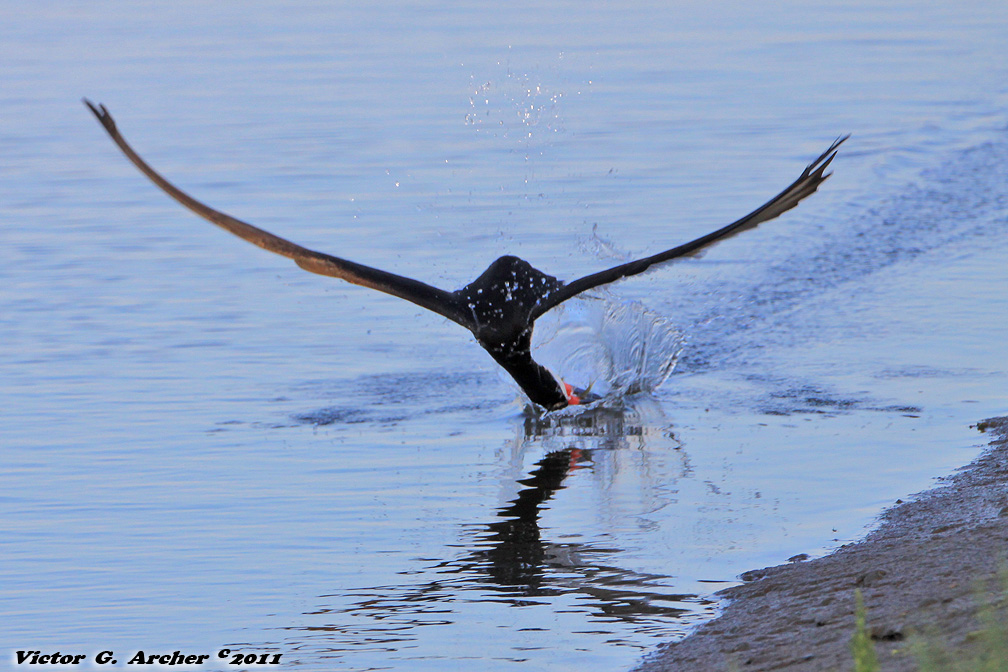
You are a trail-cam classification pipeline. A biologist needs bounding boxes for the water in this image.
[3,1,1008,669]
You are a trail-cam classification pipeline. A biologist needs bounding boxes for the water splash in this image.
[533,295,686,401]
[465,69,565,147]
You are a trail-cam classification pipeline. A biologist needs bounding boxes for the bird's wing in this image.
[84,100,471,329]
[531,135,848,320]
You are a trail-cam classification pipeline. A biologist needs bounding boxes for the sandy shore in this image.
[635,416,1008,672]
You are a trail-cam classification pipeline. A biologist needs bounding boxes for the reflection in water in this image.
[291,403,715,666]
[474,444,588,590]
[522,401,655,447]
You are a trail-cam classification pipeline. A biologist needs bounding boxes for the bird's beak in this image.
[562,382,581,406]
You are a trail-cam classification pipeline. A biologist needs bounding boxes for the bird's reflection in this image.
[475,445,588,589]
[295,401,713,655]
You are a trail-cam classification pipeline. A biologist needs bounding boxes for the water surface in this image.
[2,1,1008,670]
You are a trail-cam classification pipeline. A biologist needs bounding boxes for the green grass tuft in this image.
[850,589,880,672]
[853,568,1008,672]
[909,568,1008,672]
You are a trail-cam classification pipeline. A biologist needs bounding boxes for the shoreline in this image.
[635,415,1008,672]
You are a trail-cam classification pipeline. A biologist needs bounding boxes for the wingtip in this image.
[83,98,116,134]
[802,134,850,179]
[819,134,850,178]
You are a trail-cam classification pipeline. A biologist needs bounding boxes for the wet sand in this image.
[636,416,1008,672]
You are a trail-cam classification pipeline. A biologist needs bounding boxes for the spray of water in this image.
[532,294,685,403]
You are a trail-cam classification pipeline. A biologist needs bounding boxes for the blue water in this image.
[3,1,1008,670]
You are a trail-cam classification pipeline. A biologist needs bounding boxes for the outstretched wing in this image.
[83,99,471,329]
[531,135,848,320]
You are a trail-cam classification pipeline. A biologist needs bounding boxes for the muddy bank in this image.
[636,416,1008,672]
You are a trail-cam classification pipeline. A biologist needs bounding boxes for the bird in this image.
[84,99,846,411]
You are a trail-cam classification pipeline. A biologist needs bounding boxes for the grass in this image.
[851,570,1008,672]
[850,590,880,672]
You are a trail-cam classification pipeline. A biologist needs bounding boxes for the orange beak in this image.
[563,382,581,406]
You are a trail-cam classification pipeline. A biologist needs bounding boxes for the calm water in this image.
[3,1,1008,670]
